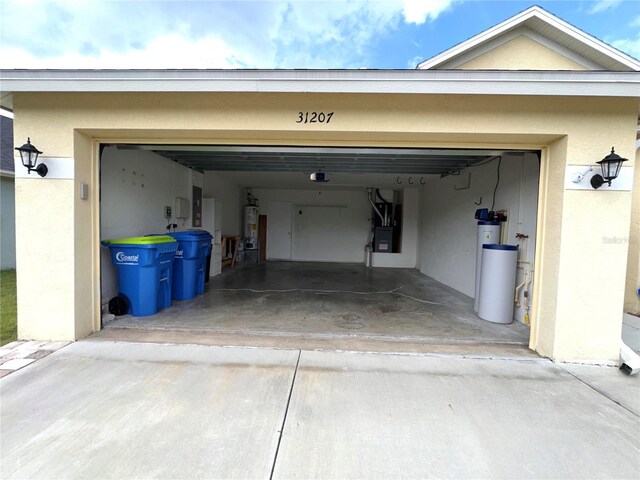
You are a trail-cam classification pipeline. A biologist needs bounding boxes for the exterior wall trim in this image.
[13,156,74,180]
[1,70,639,111]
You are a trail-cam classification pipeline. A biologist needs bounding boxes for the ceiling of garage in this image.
[120,145,515,175]
[111,144,532,189]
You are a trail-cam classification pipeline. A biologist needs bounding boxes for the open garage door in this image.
[98,143,540,354]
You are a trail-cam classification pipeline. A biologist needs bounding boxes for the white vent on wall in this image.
[175,197,190,219]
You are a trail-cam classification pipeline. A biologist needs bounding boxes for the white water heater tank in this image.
[245,206,259,249]
[478,244,518,324]
[474,221,501,312]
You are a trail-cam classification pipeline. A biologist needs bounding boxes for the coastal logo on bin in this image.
[115,251,139,264]
[175,249,183,258]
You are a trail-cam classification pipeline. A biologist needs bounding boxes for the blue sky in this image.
[0,1,638,69]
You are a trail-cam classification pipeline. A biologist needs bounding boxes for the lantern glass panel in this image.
[601,159,623,181]
[611,160,623,179]
[20,151,32,168]
[29,152,38,168]
[600,160,615,180]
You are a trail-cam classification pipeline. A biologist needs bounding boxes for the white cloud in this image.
[406,54,423,68]
[612,35,640,60]
[402,0,454,24]
[588,0,623,14]
[0,0,457,69]
[0,33,257,69]
[271,1,403,68]
[0,0,283,68]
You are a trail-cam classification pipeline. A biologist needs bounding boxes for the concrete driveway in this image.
[1,341,638,479]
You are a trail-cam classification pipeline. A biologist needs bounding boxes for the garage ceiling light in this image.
[310,172,330,183]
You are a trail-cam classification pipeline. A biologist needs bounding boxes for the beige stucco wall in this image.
[15,178,75,340]
[625,147,640,314]
[456,35,588,70]
[11,92,638,362]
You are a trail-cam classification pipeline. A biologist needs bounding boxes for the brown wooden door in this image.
[258,215,267,262]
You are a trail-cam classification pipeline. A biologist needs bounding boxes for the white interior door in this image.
[267,201,292,260]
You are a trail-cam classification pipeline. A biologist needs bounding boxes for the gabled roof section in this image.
[417,5,640,72]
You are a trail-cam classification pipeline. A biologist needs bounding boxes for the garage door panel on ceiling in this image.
[115,145,525,175]
[159,157,493,174]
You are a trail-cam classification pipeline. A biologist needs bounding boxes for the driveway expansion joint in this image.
[270,349,301,480]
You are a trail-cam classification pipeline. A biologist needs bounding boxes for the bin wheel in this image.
[109,295,129,316]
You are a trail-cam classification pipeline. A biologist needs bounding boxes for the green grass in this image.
[0,269,17,346]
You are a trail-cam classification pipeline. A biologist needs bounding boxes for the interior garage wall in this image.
[420,152,539,322]
[252,188,371,263]
[203,172,242,236]
[100,146,192,301]
[0,176,16,269]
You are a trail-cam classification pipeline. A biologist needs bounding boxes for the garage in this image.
[98,143,539,351]
[3,6,638,363]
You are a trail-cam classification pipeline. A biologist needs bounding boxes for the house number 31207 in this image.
[296,112,334,124]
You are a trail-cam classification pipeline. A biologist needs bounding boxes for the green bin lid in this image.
[103,235,177,245]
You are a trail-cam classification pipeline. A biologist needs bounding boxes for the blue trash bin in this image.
[166,231,213,300]
[188,230,214,285]
[102,236,178,317]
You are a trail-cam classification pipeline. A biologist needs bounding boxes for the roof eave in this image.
[1,70,639,111]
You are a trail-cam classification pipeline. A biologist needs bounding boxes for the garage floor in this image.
[103,262,530,351]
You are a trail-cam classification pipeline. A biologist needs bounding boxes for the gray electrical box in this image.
[79,183,89,200]
[175,197,190,219]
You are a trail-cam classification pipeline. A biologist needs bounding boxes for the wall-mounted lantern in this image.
[15,138,47,177]
[590,147,627,189]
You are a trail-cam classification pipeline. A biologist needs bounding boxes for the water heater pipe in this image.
[367,188,385,225]
[376,189,392,226]
[524,273,533,309]
[515,278,526,306]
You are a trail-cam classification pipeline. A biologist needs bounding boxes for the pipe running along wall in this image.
[367,187,386,226]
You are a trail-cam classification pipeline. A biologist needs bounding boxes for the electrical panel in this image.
[192,186,202,227]
[175,197,190,219]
